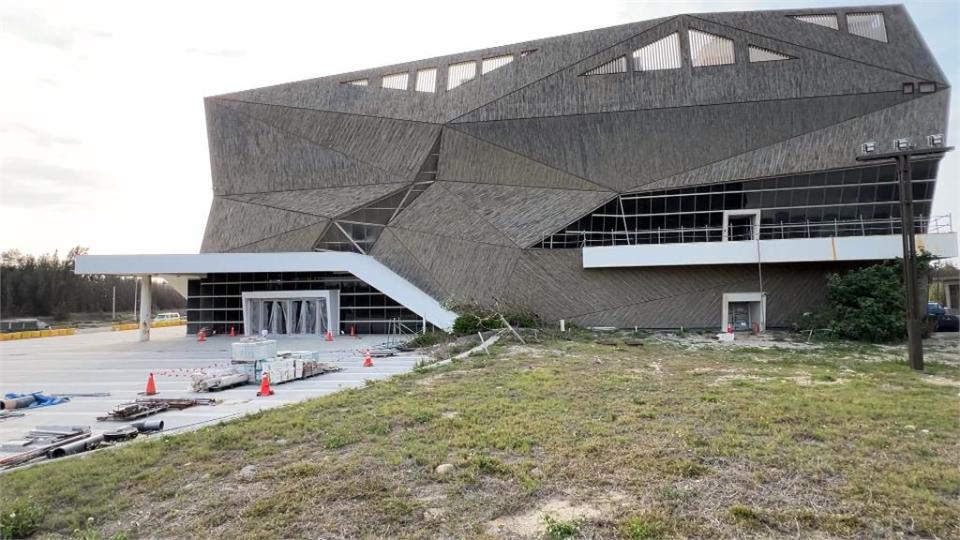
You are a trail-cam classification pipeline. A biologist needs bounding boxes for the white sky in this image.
[1,0,957,256]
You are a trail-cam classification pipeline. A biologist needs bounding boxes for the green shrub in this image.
[826,263,906,342]
[543,514,581,539]
[450,304,541,335]
[1,499,43,539]
[406,332,452,348]
[798,255,932,343]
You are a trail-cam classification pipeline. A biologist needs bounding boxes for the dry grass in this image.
[2,334,958,539]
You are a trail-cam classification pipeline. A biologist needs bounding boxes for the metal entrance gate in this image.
[241,290,339,336]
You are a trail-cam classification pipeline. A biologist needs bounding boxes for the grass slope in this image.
[2,337,958,539]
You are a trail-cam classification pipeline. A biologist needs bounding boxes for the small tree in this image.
[822,254,933,342]
[826,263,906,342]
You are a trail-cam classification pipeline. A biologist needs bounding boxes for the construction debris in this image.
[190,368,249,392]
[0,420,167,469]
[1,392,70,410]
[0,426,93,469]
[131,420,164,433]
[97,397,215,421]
[228,341,341,388]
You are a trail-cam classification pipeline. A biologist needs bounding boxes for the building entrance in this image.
[241,290,339,336]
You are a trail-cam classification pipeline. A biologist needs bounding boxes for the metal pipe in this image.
[48,434,103,458]
[131,420,164,433]
[0,396,36,410]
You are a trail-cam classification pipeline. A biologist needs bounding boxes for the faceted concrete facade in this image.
[201,5,949,328]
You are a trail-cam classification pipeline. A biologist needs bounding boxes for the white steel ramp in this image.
[74,252,457,330]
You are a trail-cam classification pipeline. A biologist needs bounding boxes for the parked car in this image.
[927,302,959,332]
[152,312,181,322]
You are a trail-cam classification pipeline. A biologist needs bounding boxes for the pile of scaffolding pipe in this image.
[48,434,104,458]
[131,420,164,433]
[189,367,249,392]
[0,395,36,410]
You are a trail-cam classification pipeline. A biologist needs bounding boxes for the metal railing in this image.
[539,214,953,249]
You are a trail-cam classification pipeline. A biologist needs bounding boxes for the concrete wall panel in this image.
[438,128,607,191]
[455,92,914,191]
[201,198,324,252]
[213,99,441,178]
[206,102,407,195]
[389,184,517,247]
[440,182,614,247]
[641,91,949,191]
[225,184,408,218]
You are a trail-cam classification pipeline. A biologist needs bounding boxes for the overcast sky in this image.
[1,0,957,257]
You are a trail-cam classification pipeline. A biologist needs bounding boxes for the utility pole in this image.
[857,138,953,371]
[112,286,116,321]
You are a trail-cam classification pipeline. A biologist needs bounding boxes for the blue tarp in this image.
[4,392,71,408]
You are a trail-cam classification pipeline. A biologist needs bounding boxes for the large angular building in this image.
[78,5,956,337]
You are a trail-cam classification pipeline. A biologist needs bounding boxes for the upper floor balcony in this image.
[581,215,957,268]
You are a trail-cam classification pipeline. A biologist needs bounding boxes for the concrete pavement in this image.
[0,326,423,452]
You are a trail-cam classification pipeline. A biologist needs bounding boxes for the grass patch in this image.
[543,514,581,539]
[1,338,957,538]
[0,499,43,539]
[621,513,668,539]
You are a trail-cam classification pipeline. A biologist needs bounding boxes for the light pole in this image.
[856,136,953,371]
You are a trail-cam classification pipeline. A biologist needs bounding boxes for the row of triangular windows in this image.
[582,30,793,76]
[342,49,537,93]
[790,12,887,43]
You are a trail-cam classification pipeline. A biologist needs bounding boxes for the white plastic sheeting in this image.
[447,61,476,89]
[583,56,627,75]
[481,54,514,74]
[632,33,682,71]
[415,68,437,92]
[748,46,792,63]
[381,72,409,90]
[847,12,887,42]
[688,30,735,67]
[791,14,839,30]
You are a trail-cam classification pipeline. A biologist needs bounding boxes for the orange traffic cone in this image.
[230,326,236,337]
[363,352,373,368]
[257,373,274,397]
[198,330,206,342]
[349,325,356,337]
[325,330,334,342]
[144,373,158,395]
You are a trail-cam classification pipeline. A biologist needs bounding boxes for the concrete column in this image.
[139,275,152,342]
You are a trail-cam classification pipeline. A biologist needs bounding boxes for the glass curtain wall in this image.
[537,160,939,248]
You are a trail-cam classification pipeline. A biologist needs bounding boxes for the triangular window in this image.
[791,14,839,30]
[847,12,887,42]
[482,54,514,74]
[748,45,793,63]
[688,30,735,67]
[314,223,361,253]
[582,56,627,76]
[447,61,477,90]
[632,33,682,71]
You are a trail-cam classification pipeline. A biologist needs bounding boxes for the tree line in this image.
[1,247,185,319]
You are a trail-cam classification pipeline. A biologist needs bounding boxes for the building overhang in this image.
[582,233,958,269]
[75,252,457,330]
